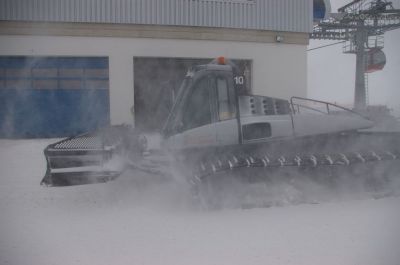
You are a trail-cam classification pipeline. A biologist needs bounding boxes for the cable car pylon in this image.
[311,0,400,110]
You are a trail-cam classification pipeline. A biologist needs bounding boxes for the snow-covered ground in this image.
[0,139,400,265]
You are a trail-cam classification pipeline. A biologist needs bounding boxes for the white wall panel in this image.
[0,0,312,33]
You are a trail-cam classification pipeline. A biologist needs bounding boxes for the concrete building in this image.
[0,0,314,137]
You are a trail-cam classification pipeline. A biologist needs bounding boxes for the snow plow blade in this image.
[41,169,121,187]
[41,126,131,187]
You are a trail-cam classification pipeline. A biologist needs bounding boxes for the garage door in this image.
[0,57,110,138]
[133,57,251,132]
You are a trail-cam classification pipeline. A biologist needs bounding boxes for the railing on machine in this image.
[290,96,368,119]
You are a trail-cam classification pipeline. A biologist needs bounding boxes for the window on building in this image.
[0,57,109,90]
[0,56,110,138]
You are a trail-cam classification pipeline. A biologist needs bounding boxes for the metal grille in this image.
[54,136,102,150]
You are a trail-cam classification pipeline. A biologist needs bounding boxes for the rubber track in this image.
[193,150,400,182]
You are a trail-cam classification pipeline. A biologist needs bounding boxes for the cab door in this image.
[213,73,239,146]
[165,73,217,150]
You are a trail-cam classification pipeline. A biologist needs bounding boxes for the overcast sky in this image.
[308,0,400,115]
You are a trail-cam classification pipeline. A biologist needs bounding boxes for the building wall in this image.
[0,33,307,126]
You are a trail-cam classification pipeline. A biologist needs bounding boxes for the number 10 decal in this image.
[234,76,244,85]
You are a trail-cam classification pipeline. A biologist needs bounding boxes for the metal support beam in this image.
[354,29,368,109]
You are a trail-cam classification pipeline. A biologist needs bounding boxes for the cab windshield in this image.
[162,76,193,136]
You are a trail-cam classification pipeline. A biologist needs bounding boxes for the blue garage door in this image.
[0,57,110,138]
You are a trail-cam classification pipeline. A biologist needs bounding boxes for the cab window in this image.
[216,76,236,120]
[182,77,211,131]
